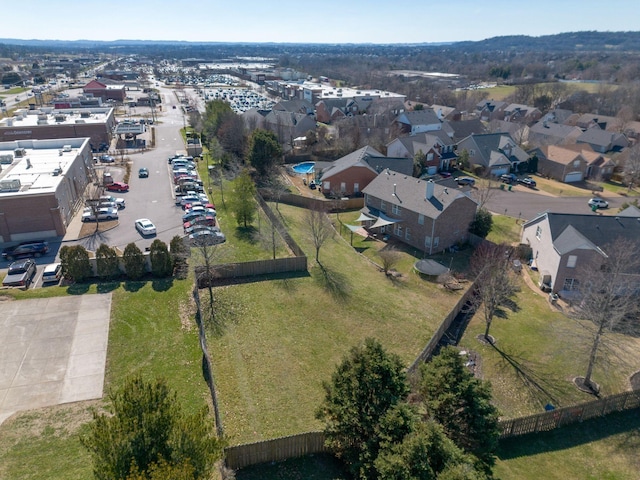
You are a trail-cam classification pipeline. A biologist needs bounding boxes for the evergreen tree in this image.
[149,239,173,278]
[123,243,146,280]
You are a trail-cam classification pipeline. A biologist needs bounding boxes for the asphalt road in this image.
[479,187,624,221]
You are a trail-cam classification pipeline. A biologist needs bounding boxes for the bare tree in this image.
[377,246,402,276]
[305,207,334,264]
[570,238,640,393]
[193,239,226,335]
[473,175,498,210]
[469,243,519,342]
[623,144,640,191]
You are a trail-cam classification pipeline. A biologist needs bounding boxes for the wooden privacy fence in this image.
[499,389,640,439]
[225,431,329,470]
[407,283,476,374]
[259,188,364,212]
[195,257,307,286]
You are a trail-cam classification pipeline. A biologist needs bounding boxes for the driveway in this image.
[0,294,111,425]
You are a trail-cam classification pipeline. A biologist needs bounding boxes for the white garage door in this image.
[491,167,509,176]
[564,171,583,183]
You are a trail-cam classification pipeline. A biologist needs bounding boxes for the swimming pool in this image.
[292,162,315,174]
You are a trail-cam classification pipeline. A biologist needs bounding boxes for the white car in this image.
[135,218,157,236]
[42,263,62,285]
[99,195,126,209]
[588,197,609,209]
[82,207,119,222]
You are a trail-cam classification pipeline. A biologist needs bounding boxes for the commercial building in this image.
[0,138,94,242]
[0,107,115,151]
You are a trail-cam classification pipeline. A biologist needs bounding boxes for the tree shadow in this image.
[490,343,569,408]
[497,408,640,460]
[234,225,259,244]
[151,277,174,292]
[79,230,112,251]
[123,280,147,292]
[314,263,352,303]
[96,280,120,293]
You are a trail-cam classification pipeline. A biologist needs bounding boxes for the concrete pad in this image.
[0,294,111,425]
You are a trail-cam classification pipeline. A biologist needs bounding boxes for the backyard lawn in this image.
[206,203,467,444]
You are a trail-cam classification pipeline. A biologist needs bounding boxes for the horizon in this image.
[2,0,638,44]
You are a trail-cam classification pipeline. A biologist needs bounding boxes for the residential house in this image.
[262,110,316,146]
[541,108,575,126]
[394,109,442,135]
[528,121,582,147]
[442,119,488,144]
[558,144,615,180]
[361,170,477,254]
[503,104,542,125]
[475,100,507,122]
[319,146,413,197]
[489,119,529,146]
[576,127,628,153]
[315,98,357,123]
[272,99,315,116]
[529,145,588,183]
[386,131,457,174]
[521,211,640,295]
[431,104,461,121]
[457,132,529,175]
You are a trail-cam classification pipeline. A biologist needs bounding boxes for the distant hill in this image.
[1,31,640,53]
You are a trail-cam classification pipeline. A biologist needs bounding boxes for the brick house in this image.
[457,132,529,176]
[319,146,412,197]
[530,145,588,183]
[386,131,457,174]
[361,170,477,254]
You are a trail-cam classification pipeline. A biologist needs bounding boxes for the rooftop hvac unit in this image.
[63,145,72,152]
[37,119,49,125]
[75,119,86,124]
[37,114,48,120]
[0,178,21,191]
[14,148,26,158]
[54,115,66,122]
[80,111,90,118]
[0,154,13,164]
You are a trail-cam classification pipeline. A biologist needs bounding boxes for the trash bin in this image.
[508,185,513,191]
[500,184,505,190]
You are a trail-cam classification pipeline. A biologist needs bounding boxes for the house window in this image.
[433,237,440,248]
[567,255,577,268]
[323,181,330,191]
[394,224,403,237]
[405,228,411,241]
[418,214,424,225]
[354,183,359,193]
[425,236,431,247]
[573,160,580,168]
[563,278,580,291]
[380,200,386,211]
[535,226,542,240]
[392,204,401,215]
[427,153,434,161]
[340,182,346,193]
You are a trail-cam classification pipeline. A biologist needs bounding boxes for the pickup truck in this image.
[2,259,37,288]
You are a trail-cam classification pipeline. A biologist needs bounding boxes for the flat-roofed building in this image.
[0,138,94,242]
[0,107,115,151]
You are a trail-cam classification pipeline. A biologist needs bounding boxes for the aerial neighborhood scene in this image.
[3,1,640,479]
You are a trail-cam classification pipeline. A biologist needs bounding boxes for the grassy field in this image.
[486,214,523,245]
[0,278,211,480]
[478,82,613,101]
[206,203,466,444]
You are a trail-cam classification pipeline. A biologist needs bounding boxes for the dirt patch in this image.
[79,220,119,238]
[178,296,197,332]
[0,295,15,302]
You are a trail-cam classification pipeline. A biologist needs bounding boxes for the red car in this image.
[183,215,216,231]
[106,181,129,192]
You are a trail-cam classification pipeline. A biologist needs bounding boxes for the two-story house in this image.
[394,109,442,135]
[386,131,457,174]
[521,209,640,295]
[457,132,529,176]
[361,170,477,254]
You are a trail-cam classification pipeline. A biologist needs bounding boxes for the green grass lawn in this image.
[207,203,467,444]
[486,214,523,245]
[0,277,211,480]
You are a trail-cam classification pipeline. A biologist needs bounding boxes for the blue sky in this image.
[2,0,637,44]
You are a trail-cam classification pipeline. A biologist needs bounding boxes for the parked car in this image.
[2,258,37,288]
[99,195,125,209]
[455,176,476,186]
[184,223,219,235]
[82,207,119,222]
[588,197,609,209]
[106,181,129,192]
[135,218,157,236]
[188,228,226,246]
[42,262,62,285]
[183,215,217,231]
[138,167,149,178]
[518,177,537,188]
[2,241,49,261]
[99,154,115,163]
[439,172,452,179]
[500,173,517,183]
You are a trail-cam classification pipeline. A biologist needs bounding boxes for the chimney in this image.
[426,179,435,200]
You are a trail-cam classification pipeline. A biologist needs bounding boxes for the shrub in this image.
[170,235,189,280]
[123,243,146,280]
[150,239,173,277]
[59,244,93,282]
[96,243,121,280]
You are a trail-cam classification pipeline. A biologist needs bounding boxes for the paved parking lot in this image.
[0,294,111,425]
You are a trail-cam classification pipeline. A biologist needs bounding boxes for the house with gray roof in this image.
[476,100,507,122]
[528,121,582,147]
[394,109,442,135]
[262,110,316,146]
[576,127,628,153]
[457,132,529,176]
[361,170,477,254]
[319,146,412,197]
[442,119,488,144]
[521,211,640,295]
[503,104,542,125]
[386,131,457,174]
